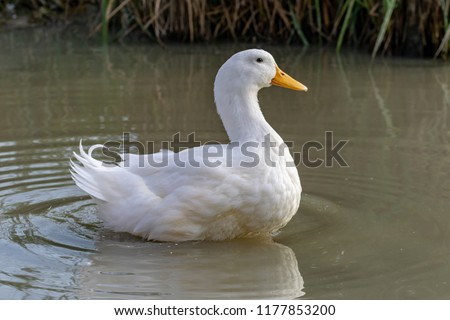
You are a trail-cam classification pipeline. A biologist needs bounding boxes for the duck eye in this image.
[256,58,263,63]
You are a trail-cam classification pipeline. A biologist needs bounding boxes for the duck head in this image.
[214,49,307,94]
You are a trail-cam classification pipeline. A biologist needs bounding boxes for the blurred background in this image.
[1,0,449,58]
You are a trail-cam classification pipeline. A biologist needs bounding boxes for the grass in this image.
[372,0,397,58]
[1,0,449,58]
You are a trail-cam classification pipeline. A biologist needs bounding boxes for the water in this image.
[1,30,450,299]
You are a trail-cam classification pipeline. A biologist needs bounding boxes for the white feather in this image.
[71,49,303,241]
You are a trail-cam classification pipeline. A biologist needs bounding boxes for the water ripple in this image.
[0,137,100,299]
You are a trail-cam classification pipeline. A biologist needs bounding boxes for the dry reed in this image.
[1,0,449,58]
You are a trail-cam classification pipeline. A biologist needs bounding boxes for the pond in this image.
[1,30,450,299]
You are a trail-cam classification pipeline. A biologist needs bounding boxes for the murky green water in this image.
[1,30,450,299]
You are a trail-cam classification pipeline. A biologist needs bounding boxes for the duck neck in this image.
[215,85,282,144]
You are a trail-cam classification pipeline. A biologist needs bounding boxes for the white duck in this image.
[71,49,307,241]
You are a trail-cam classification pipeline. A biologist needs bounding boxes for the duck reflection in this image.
[76,235,303,299]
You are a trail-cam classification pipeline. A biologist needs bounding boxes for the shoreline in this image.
[1,1,449,59]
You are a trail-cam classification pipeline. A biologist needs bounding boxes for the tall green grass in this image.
[1,0,449,58]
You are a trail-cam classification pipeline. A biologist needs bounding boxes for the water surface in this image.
[1,30,450,299]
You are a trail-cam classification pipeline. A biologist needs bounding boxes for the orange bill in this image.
[271,65,308,91]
